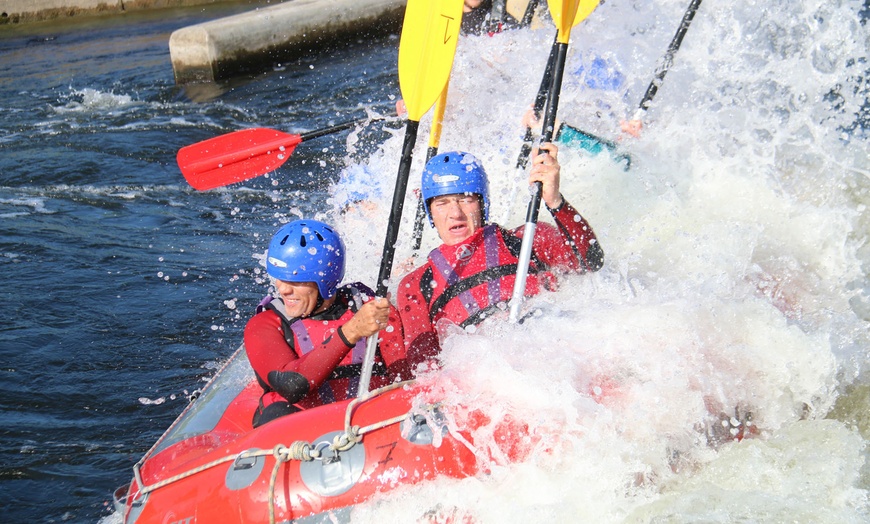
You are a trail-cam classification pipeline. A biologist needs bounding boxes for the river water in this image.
[1,1,868,523]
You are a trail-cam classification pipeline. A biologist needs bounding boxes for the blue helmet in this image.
[421,151,490,227]
[266,219,346,299]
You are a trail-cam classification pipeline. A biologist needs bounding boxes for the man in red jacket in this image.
[395,144,603,374]
[244,219,405,428]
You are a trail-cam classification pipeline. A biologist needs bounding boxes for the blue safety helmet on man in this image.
[266,219,346,299]
[421,151,490,227]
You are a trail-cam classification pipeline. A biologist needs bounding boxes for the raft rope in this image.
[131,380,416,523]
[265,383,413,523]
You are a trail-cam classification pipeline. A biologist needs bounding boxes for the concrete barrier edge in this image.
[170,0,406,84]
[0,0,233,25]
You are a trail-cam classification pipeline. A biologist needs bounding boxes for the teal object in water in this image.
[556,123,631,170]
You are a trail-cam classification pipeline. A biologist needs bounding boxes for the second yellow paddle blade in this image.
[398,0,465,122]
[548,0,600,43]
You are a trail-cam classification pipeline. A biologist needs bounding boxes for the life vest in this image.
[419,224,556,329]
[256,283,387,405]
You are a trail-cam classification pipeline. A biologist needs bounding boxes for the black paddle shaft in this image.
[410,145,440,250]
[299,116,382,142]
[526,40,569,222]
[516,34,559,172]
[638,0,703,112]
[375,120,420,296]
[520,0,542,26]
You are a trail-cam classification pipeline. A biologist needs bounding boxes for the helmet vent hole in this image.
[279,235,289,246]
[299,235,307,247]
[315,232,324,241]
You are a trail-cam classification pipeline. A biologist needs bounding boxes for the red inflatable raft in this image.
[114,347,480,523]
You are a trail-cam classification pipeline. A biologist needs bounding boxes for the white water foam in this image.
[323,0,868,521]
[51,88,137,115]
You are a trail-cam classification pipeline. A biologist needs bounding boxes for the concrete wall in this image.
[169,0,406,84]
[0,0,236,25]
[1,0,408,85]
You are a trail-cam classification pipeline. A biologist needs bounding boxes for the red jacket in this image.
[396,199,602,368]
[244,283,406,410]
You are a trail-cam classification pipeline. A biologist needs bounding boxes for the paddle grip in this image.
[525,42,565,213]
[508,41,568,323]
[359,120,419,395]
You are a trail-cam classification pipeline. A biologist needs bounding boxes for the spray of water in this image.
[326,1,868,521]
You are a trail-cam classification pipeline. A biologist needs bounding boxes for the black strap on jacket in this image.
[419,227,549,325]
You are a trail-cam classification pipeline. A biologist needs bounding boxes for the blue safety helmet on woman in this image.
[266,219,346,299]
[421,151,490,227]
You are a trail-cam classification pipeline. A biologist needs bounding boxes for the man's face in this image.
[429,193,483,246]
[274,280,321,317]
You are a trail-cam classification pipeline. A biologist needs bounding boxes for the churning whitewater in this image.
[310,1,869,521]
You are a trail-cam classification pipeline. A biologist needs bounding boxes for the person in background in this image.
[523,54,637,154]
[244,219,405,428]
[462,0,512,35]
[394,145,603,372]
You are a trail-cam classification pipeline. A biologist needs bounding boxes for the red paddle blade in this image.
[177,128,302,191]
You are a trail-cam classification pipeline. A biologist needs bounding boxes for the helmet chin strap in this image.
[478,195,486,226]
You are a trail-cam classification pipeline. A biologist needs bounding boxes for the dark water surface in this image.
[0,6,398,522]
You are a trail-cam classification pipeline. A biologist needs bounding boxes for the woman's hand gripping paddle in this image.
[177,117,381,191]
[358,0,465,395]
[508,0,599,323]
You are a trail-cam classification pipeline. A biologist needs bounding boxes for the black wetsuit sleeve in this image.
[266,370,311,405]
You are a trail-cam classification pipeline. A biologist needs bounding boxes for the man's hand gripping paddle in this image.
[508,0,599,323]
[502,1,598,222]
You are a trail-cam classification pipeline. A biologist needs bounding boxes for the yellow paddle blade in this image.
[548,0,599,43]
[398,0,465,121]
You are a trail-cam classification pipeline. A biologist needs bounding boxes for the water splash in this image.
[324,0,868,520]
